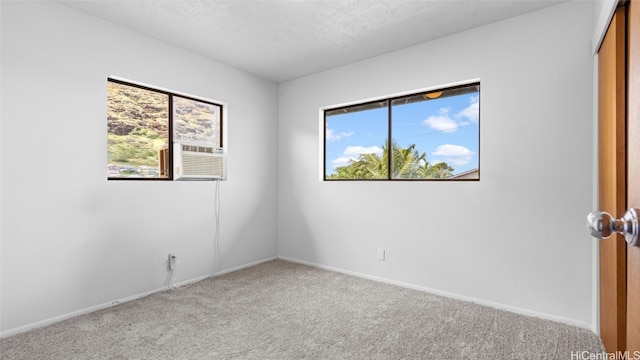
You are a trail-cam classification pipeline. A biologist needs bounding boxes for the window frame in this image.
[107,78,224,181]
[323,82,480,181]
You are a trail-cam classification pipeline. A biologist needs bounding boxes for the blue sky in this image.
[325,90,479,177]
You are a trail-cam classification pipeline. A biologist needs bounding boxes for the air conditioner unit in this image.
[174,143,224,180]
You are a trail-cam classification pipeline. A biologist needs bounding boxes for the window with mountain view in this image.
[324,83,480,180]
[173,96,221,147]
[107,78,222,180]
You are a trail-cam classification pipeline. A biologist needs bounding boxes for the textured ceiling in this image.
[61,0,569,82]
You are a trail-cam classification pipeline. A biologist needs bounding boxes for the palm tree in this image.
[392,143,427,179]
[417,161,454,179]
[328,140,454,179]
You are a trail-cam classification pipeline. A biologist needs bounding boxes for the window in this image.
[107,78,223,180]
[324,82,479,180]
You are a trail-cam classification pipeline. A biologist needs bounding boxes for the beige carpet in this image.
[0,260,603,359]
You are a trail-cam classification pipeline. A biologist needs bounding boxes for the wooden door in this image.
[599,0,640,353]
[627,0,640,351]
[599,6,627,353]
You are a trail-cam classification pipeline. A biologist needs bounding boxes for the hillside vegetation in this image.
[107,82,218,170]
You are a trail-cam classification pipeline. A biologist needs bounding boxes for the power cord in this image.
[166,179,222,291]
[214,179,221,274]
[165,255,179,290]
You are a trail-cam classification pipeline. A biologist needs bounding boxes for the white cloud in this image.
[433,144,473,156]
[330,145,383,169]
[326,128,354,141]
[456,96,479,124]
[331,156,354,168]
[423,114,458,133]
[432,144,474,166]
[423,95,479,132]
[344,145,383,156]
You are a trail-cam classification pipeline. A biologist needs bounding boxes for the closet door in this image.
[596,0,640,352]
[626,0,640,350]
[597,5,626,353]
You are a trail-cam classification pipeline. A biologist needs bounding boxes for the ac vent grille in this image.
[182,152,224,176]
[174,143,224,180]
[182,144,214,154]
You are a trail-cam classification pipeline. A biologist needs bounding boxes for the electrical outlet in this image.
[168,254,177,271]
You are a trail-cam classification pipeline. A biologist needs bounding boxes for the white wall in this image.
[593,0,619,53]
[1,0,601,337]
[0,2,278,335]
[278,1,595,328]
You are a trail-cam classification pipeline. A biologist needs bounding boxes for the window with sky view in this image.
[325,83,479,180]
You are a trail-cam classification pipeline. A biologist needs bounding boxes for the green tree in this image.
[329,140,454,180]
[415,161,454,179]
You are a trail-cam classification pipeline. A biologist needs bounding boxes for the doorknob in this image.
[587,208,640,247]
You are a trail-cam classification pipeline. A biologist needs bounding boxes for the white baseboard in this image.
[277,256,594,332]
[214,256,278,276]
[0,256,278,339]
[2,255,590,338]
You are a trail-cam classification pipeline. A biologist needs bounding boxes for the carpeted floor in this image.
[0,260,604,359]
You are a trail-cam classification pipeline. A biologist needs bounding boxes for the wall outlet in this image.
[377,248,386,261]
[168,254,177,271]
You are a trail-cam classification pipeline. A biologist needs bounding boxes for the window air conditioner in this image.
[174,143,224,180]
